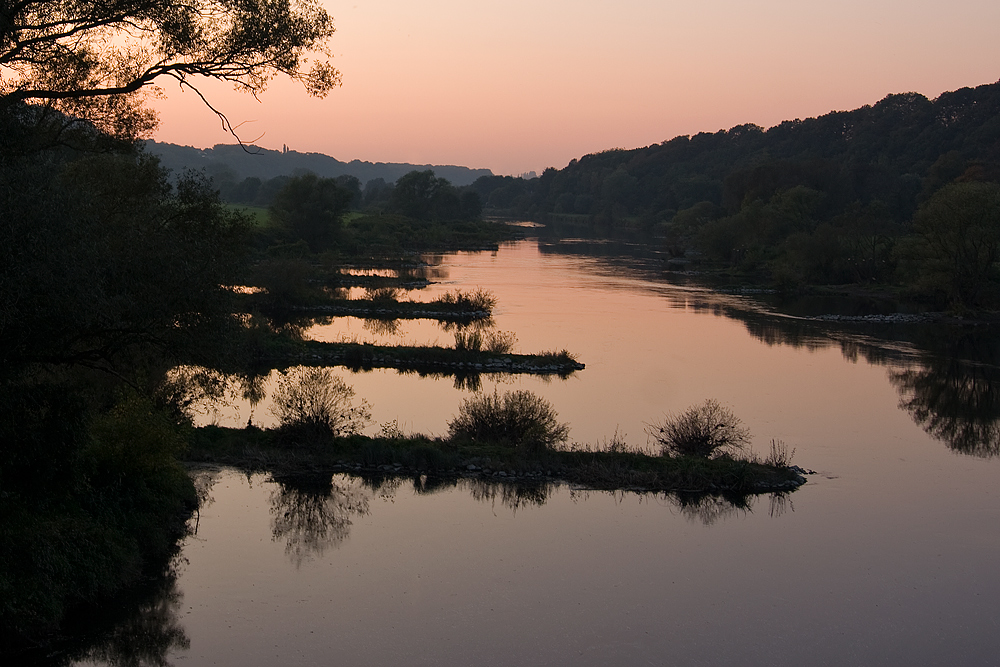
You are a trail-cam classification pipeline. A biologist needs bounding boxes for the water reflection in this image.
[72,580,189,667]
[260,470,795,563]
[644,278,1000,459]
[14,574,188,667]
[362,317,403,337]
[734,312,1000,458]
[672,491,753,526]
[889,332,1000,457]
[437,316,497,333]
[268,474,376,566]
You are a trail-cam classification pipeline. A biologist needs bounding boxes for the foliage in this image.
[485,330,518,354]
[0,388,196,647]
[468,80,1000,298]
[648,399,751,459]
[453,330,484,352]
[906,181,1000,309]
[763,439,795,467]
[251,256,323,311]
[437,288,497,312]
[0,137,250,379]
[270,367,372,437]
[337,213,516,255]
[0,111,247,649]
[387,170,482,221]
[0,0,339,141]
[0,0,341,647]
[269,174,353,252]
[448,390,569,452]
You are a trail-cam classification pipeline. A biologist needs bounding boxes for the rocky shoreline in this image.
[293,304,492,321]
[271,341,586,375]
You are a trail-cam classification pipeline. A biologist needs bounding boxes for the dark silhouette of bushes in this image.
[270,367,372,440]
[648,399,751,458]
[448,390,569,452]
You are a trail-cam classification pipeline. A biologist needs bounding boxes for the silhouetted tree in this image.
[908,181,1000,308]
[270,174,352,252]
[0,0,339,141]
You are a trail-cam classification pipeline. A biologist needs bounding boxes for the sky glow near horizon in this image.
[152,0,1000,175]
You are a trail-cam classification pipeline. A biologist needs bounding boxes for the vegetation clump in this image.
[270,367,372,439]
[438,287,498,313]
[448,389,570,452]
[648,399,751,458]
[454,329,517,353]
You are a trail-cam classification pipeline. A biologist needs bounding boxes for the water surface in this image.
[92,239,1000,665]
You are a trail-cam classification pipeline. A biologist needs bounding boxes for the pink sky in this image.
[152,0,1000,176]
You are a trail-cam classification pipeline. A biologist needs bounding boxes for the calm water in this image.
[85,239,1000,666]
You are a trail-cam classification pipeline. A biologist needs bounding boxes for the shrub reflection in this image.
[269,474,373,566]
[12,574,188,667]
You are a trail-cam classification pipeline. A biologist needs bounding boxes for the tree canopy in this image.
[0,0,340,140]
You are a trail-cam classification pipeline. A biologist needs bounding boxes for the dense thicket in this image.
[0,0,348,655]
[221,168,483,223]
[0,107,249,652]
[473,80,1000,307]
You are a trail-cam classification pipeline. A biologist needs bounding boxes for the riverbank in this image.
[187,426,806,494]
[248,337,585,377]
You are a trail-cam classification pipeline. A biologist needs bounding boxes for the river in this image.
[81,238,1000,666]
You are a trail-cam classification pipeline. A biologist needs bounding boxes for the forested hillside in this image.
[147,141,493,188]
[473,80,1000,307]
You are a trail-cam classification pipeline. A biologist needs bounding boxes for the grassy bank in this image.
[187,426,804,494]
[274,340,585,375]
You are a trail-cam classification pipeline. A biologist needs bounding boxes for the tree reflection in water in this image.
[14,573,189,667]
[889,331,1000,457]
[716,296,1000,459]
[409,473,556,512]
[465,478,556,511]
[563,488,788,526]
[269,474,377,566]
[74,578,189,667]
[672,492,752,526]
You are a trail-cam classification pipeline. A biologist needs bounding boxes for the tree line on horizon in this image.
[215,168,483,226]
[469,80,1000,309]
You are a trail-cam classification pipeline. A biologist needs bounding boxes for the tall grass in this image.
[436,287,497,312]
[454,329,517,353]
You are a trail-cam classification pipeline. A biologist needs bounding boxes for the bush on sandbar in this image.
[448,389,569,452]
[648,399,750,459]
[270,367,371,438]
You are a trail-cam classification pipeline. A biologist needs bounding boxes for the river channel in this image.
[85,238,1000,666]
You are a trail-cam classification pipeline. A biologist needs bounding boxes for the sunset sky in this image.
[153,0,1000,176]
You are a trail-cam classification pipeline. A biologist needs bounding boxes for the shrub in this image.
[437,287,497,313]
[270,367,372,437]
[448,389,569,452]
[648,399,750,458]
[485,330,517,354]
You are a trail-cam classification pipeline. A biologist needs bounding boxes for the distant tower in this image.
[282,144,288,154]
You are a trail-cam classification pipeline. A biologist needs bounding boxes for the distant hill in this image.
[467,79,1000,303]
[471,79,1000,225]
[144,141,493,187]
